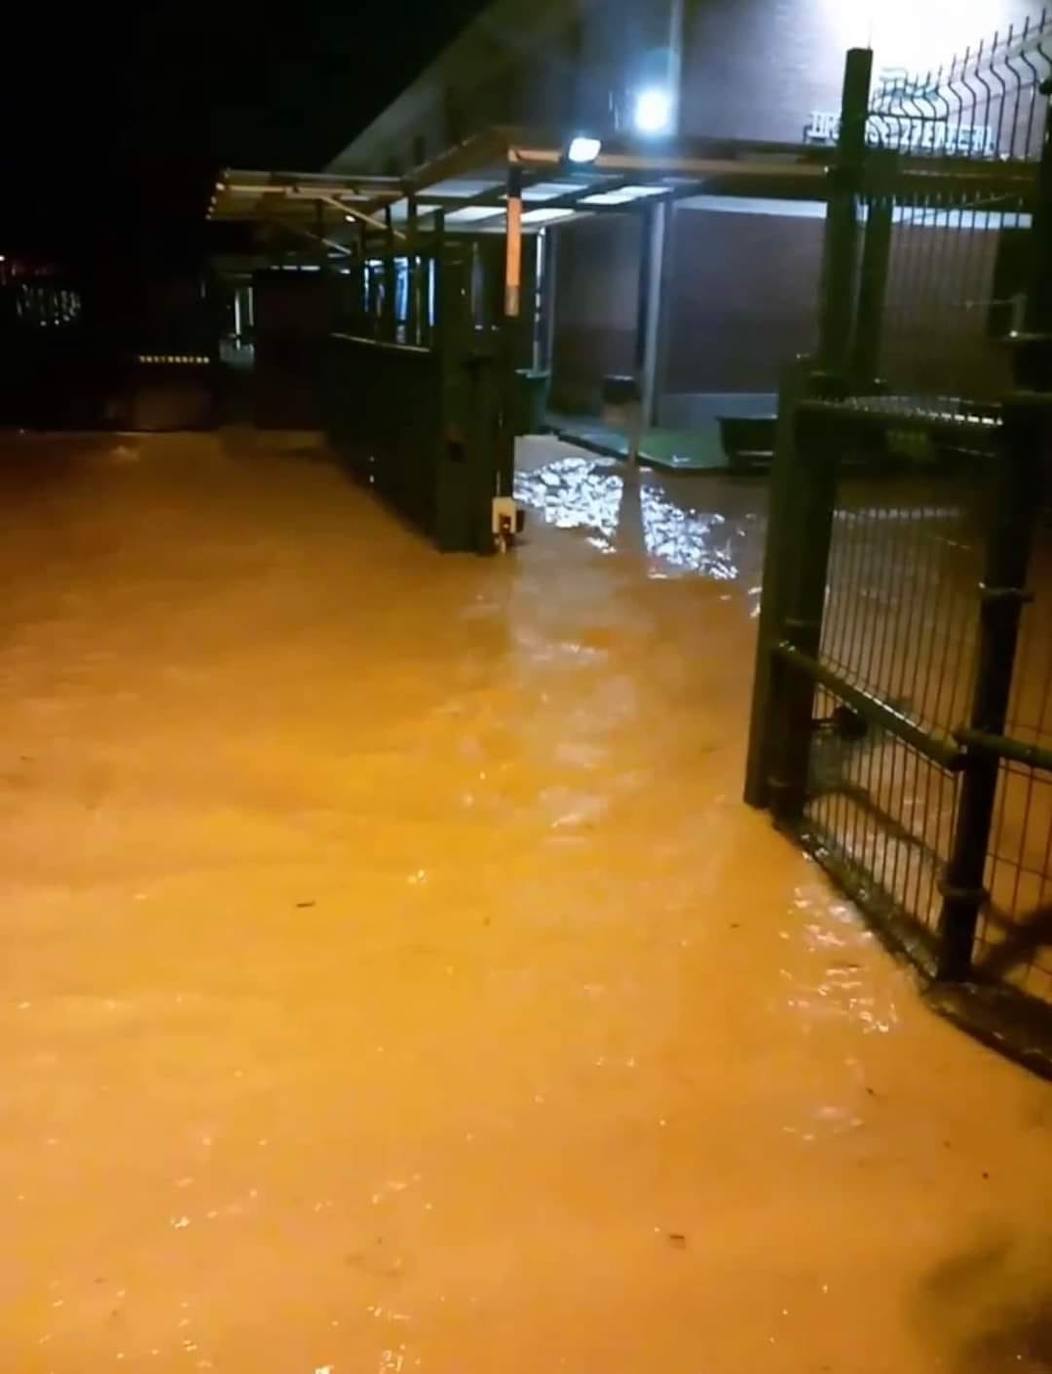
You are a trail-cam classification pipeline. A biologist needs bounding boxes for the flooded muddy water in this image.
[1,430,1050,1374]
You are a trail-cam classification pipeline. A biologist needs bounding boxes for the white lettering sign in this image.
[803,110,996,157]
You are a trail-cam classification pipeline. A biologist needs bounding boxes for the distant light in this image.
[633,87,673,135]
[567,135,602,164]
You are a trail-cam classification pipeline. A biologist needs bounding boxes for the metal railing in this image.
[746,15,1052,1075]
[321,238,513,554]
[869,12,1052,161]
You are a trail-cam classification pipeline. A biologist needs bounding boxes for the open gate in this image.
[746,16,1052,1073]
[321,236,515,554]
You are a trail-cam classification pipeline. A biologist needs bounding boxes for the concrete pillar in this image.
[638,200,670,427]
[634,0,684,427]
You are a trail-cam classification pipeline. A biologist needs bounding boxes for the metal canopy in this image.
[209,126,1038,252]
[208,169,408,251]
[208,129,840,250]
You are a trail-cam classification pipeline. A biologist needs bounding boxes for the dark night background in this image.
[0,2,485,272]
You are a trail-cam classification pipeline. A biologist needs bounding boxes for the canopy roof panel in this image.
[209,126,1034,249]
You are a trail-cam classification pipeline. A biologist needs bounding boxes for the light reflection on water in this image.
[514,455,755,583]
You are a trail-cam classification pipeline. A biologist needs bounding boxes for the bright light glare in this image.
[567,135,602,164]
[633,87,672,135]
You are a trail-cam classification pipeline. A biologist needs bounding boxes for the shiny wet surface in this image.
[2,429,1051,1374]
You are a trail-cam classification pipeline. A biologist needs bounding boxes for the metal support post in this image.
[430,209,445,350]
[638,201,669,426]
[937,84,1052,979]
[504,164,523,320]
[406,193,419,345]
[543,227,558,374]
[744,356,816,808]
[497,162,524,498]
[1025,81,1052,334]
[816,47,873,380]
[937,407,1041,977]
[531,231,545,372]
[849,166,894,388]
[382,204,397,342]
[764,408,839,824]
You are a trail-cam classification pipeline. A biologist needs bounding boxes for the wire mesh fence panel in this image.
[868,13,1052,163]
[973,517,1052,1004]
[978,761,1052,1003]
[877,196,1019,400]
[819,471,986,739]
[862,16,1051,398]
[747,8,1052,1071]
[1005,515,1052,746]
[804,683,961,946]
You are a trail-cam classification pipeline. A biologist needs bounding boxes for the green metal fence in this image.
[321,228,515,554]
[746,14,1052,1075]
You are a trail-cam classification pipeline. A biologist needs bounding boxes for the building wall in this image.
[550,201,1014,409]
[659,205,823,395]
[879,220,1011,399]
[677,0,1037,146]
[331,0,1034,412]
[549,206,824,408]
[331,0,1038,176]
[550,214,641,413]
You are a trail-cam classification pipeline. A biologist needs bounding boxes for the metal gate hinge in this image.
[937,879,988,905]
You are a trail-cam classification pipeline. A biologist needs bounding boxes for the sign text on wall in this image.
[803,110,996,156]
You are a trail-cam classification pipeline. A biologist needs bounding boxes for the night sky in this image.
[1,0,486,270]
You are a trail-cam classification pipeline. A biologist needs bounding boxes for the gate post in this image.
[746,46,872,809]
[849,153,895,390]
[744,360,837,809]
[937,83,1052,979]
[937,407,1042,978]
[816,47,872,380]
[766,406,839,824]
[382,205,397,342]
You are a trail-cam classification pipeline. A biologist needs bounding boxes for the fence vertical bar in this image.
[382,205,397,342]
[1025,78,1052,333]
[850,170,895,388]
[816,47,873,380]
[430,208,445,351]
[766,409,840,824]
[938,80,1052,979]
[498,161,524,498]
[744,357,817,808]
[406,193,419,346]
[937,406,1041,977]
[746,47,870,808]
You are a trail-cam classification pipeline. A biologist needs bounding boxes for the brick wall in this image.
[550,214,641,413]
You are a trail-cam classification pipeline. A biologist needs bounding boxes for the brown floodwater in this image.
[1,429,1051,1374]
